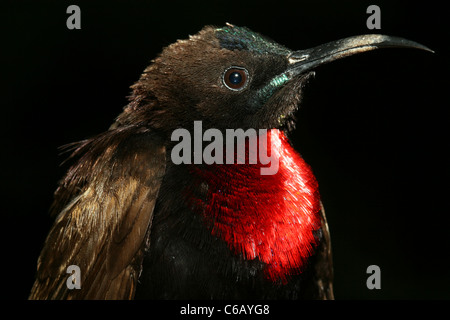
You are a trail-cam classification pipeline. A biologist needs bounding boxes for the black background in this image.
[2,0,449,300]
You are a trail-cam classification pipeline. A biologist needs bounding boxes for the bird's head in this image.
[118,23,431,135]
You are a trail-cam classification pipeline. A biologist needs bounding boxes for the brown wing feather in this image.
[29,127,166,300]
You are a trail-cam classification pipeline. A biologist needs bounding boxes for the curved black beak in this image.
[286,34,433,77]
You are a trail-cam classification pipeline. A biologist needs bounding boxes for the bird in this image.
[29,23,431,300]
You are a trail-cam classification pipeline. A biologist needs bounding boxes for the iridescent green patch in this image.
[216,26,290,56]
[255,73,290,103]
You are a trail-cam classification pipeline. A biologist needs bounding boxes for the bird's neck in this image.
[188,129,322,283]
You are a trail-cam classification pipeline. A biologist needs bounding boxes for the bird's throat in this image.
[188,129,321,283]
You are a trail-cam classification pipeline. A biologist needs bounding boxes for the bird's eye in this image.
[223,67,249,91]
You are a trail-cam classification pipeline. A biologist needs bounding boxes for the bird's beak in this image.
[286,34,433,77]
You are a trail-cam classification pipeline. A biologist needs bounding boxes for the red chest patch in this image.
[189,129,321,283]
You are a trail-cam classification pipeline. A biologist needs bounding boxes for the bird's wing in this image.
[315,202,334,299]
[29,128,166,300]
